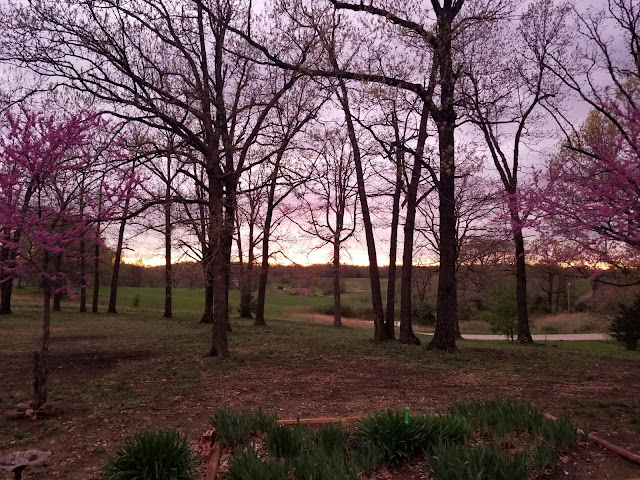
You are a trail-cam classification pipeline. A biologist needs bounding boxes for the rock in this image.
[37,403,63,417]
[25,409,35,418]
[15,402,31,413]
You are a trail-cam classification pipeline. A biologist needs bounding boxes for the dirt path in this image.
[418,332,610,341]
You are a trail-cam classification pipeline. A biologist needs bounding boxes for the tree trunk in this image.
[547,272,554,312]
[209,180,232,357]
[92,231,100,313]
[384,152,402,340]
[399,106,428,345]
[337,80,387,340]
[108,195,130,314]
[52,254,62,311]
[332,236,342,327]
[164,184,172,318]
[239,222,254,318]
[0,278,13,315]
[34,258,51,409]
[512,216,533,343]
[79,239,87,312]
[427,10,458,353]
[254,158,282,327]
[200,246,214,324]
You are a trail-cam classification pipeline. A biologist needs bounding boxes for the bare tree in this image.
[459,0,569,343]
[297,126,359,327]
[1,0,308,356]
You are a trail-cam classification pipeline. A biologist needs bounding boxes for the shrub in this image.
[610,294,640,350]
[352,409,472,465]
[101,429,199,480]
[477,287,518,341]
[210,408,277,448]
[411,298,436,326]
[131,294,140,309]
[226,446,288,480]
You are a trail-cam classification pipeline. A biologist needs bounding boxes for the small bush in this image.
[540,325,560,335]
[210,408,277,448]
[101,429,199,480]
[353,409,472,465]
[131,294,140,309]
[476,284,520,341]
[411,298,436,326]
[610,295,640,350]
[227,446,288,480]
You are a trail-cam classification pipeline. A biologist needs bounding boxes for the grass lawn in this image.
[0,286,639,479]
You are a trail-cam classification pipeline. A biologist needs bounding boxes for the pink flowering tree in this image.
[0,106,137,408]
[534,98,640,276]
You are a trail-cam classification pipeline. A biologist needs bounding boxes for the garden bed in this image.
[203,400,579,480]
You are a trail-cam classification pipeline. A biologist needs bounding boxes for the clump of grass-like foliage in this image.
[101,429,199,480]
[448,399,577,449]
[352,409,473,465]
[210,407,277,448]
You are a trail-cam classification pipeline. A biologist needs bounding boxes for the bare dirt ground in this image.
[1,311,639,479]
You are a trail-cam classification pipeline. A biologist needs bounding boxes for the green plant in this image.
[227,446,288,480]
[350,440,385,476]
[427,443,530,480]
[411,298,436,326]
[210,408,277,448]
[290,448,359,480]
[477,287,518,341]
[312,423,348,457]
[101,429,199,480]
[448,399,576,449]
[610,294,640,350]
[131,294,140,309]
[530,444,558,472]
[266,424,306,459]
[352,409,471,465]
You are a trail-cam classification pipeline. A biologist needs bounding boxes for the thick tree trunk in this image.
[209,181,232,357]
[332,237,342,327]
[0,278,13,315]
[200,246,214,324]
[428,10,458,353]
[512,215,533,343]
[164,191,172,319]
[210,230,232,356]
